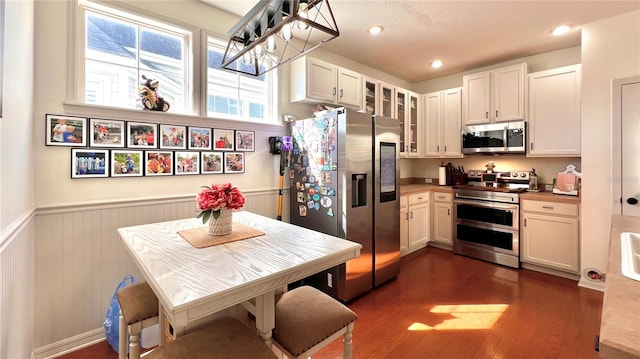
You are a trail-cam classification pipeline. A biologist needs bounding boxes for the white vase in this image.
[208,208,232,236]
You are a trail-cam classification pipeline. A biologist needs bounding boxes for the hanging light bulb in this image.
[254,43,265,59]
[266,36,277,52]
[281,22,293,41]
[241,51,253,66]
[297,2,309,30]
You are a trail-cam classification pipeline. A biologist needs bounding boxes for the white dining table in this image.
[118,210,361,345]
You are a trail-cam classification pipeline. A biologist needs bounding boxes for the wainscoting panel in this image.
[0,214,35,359]
[33,189,286,355]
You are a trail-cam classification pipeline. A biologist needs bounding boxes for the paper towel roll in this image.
[438,167,447,185]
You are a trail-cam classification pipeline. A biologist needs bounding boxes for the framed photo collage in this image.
[46,114,255,179]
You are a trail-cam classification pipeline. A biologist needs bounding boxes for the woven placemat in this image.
[177,222,265,249]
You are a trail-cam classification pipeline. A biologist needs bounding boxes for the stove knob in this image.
[511,172,518,178]
[469,170,475,176]
[520,172,527,178]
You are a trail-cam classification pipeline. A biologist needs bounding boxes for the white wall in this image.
[580,10,640,288]
[33,0,283,207]
[0,0,36,358]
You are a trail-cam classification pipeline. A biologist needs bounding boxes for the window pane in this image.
[207,41,271,121]
[84,8,188,112]
[139,27,183,74]
[86,13,138,68]
[85,60,139,108]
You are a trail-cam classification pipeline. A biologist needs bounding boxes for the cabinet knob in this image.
[627,197,639,205]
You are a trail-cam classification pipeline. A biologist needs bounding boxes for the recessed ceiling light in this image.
[432,60,443,69]
[368,25,384,35]
[552,25,571,36]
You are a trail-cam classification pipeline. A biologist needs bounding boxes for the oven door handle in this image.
[454,198,519,211]
[503,125,508,151]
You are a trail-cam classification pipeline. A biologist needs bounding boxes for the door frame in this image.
[611,75,640,215]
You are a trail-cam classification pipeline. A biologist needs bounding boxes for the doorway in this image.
[613,75,640,216]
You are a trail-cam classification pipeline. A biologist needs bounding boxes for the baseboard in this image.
[32,328,105,359]
[578,277,605,292]
[520,262,581,281]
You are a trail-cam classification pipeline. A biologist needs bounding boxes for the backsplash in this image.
[401,155,581,187]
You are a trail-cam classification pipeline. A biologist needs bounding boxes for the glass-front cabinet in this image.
[397,89,420,158]
[380,83,395,118]
[364,78,377,114]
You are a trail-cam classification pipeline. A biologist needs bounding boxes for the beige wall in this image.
[580,10,640,287]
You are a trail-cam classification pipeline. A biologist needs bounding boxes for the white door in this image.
[622,81,640,216]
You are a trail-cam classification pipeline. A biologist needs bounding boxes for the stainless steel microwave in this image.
[462,121,526,154]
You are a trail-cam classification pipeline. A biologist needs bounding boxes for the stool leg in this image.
[343,322,355,359]
[128,322,143,359]
[118,311,127,359]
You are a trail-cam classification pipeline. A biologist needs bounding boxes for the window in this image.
[81,2,190,113]
[207,36,274,122]
[76,1,277,123]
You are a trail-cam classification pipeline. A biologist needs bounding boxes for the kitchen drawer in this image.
[400,195,408,209]
[409,192,429,205]
[521,200,579,217]
[433,192,452,202]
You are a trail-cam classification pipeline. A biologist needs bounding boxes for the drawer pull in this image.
[438,196,445,200]
[542,205,554,210]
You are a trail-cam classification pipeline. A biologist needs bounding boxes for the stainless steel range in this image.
[452,170,530,268]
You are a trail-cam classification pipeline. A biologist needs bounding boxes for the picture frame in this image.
[159,124,187,150]
[224,152,245,174]
[235,130,255,152]
[45,114,87,146]
[111,150,143,177]
[126,122,157,149]
[213,128,235,150]
[188,126,213,150]
[144,151,173,176]
[89,118,125,148]
[175,151,200,175]
[71,148,109,178]
[201,151,223,174]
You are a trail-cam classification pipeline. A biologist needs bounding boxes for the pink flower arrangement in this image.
[196,183,245,223]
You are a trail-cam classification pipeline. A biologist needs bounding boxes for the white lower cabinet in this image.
[520,199,580,274]
[431,192,453,246]
[400,192,430,256]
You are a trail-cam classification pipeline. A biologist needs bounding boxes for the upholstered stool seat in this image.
[273,286,358,359]
[145,317,277,359]
[117,282,159,359]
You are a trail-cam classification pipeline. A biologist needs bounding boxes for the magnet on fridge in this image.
[309,176,315,184]
[307,201,314,209]
[298,205,307,217]
[304,183,310,189]
[314,202,320,211]
[327,208,334,216]
[306,167,311,175]
[320,197,332,208]
[297,192,305,203]
[309,188,316,195]
[324,173,332,183]
[301,176,307,183]
[313,194,320,201]
[289,169,295,179]
[327,187,335,196]
[321,187,327,195]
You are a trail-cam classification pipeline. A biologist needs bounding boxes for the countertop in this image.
[400,185,580,205]
[519,190,581,204]
[400,184,452,195]
[599,215,640,359]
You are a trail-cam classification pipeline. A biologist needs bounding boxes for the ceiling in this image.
[203,0,640,82]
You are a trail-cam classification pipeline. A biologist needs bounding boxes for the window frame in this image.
[68,0,280,126]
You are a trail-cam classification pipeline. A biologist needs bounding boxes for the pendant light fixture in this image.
[221,0,340,77]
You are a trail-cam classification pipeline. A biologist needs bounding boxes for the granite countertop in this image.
[400,184,452,195]
[599,215,640,359]
[520,190,581,204]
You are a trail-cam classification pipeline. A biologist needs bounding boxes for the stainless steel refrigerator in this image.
[289,107,400,302]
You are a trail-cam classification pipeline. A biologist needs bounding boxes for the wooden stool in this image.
[117,282,159,359]
[273,286,358,359]
[145,317,277,359]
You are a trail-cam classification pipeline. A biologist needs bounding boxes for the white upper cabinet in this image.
[424,87,462,157]
[527,64,582,157]
[290,56,363,109]
[398,89,421,158]
[363,78,396,118]
[463,63,527,125]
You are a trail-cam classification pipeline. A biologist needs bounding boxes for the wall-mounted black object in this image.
[269,136,282,154]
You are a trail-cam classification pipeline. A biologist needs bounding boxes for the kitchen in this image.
[1,1,639,359]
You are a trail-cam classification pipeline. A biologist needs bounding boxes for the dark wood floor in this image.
[60,247,603,359]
